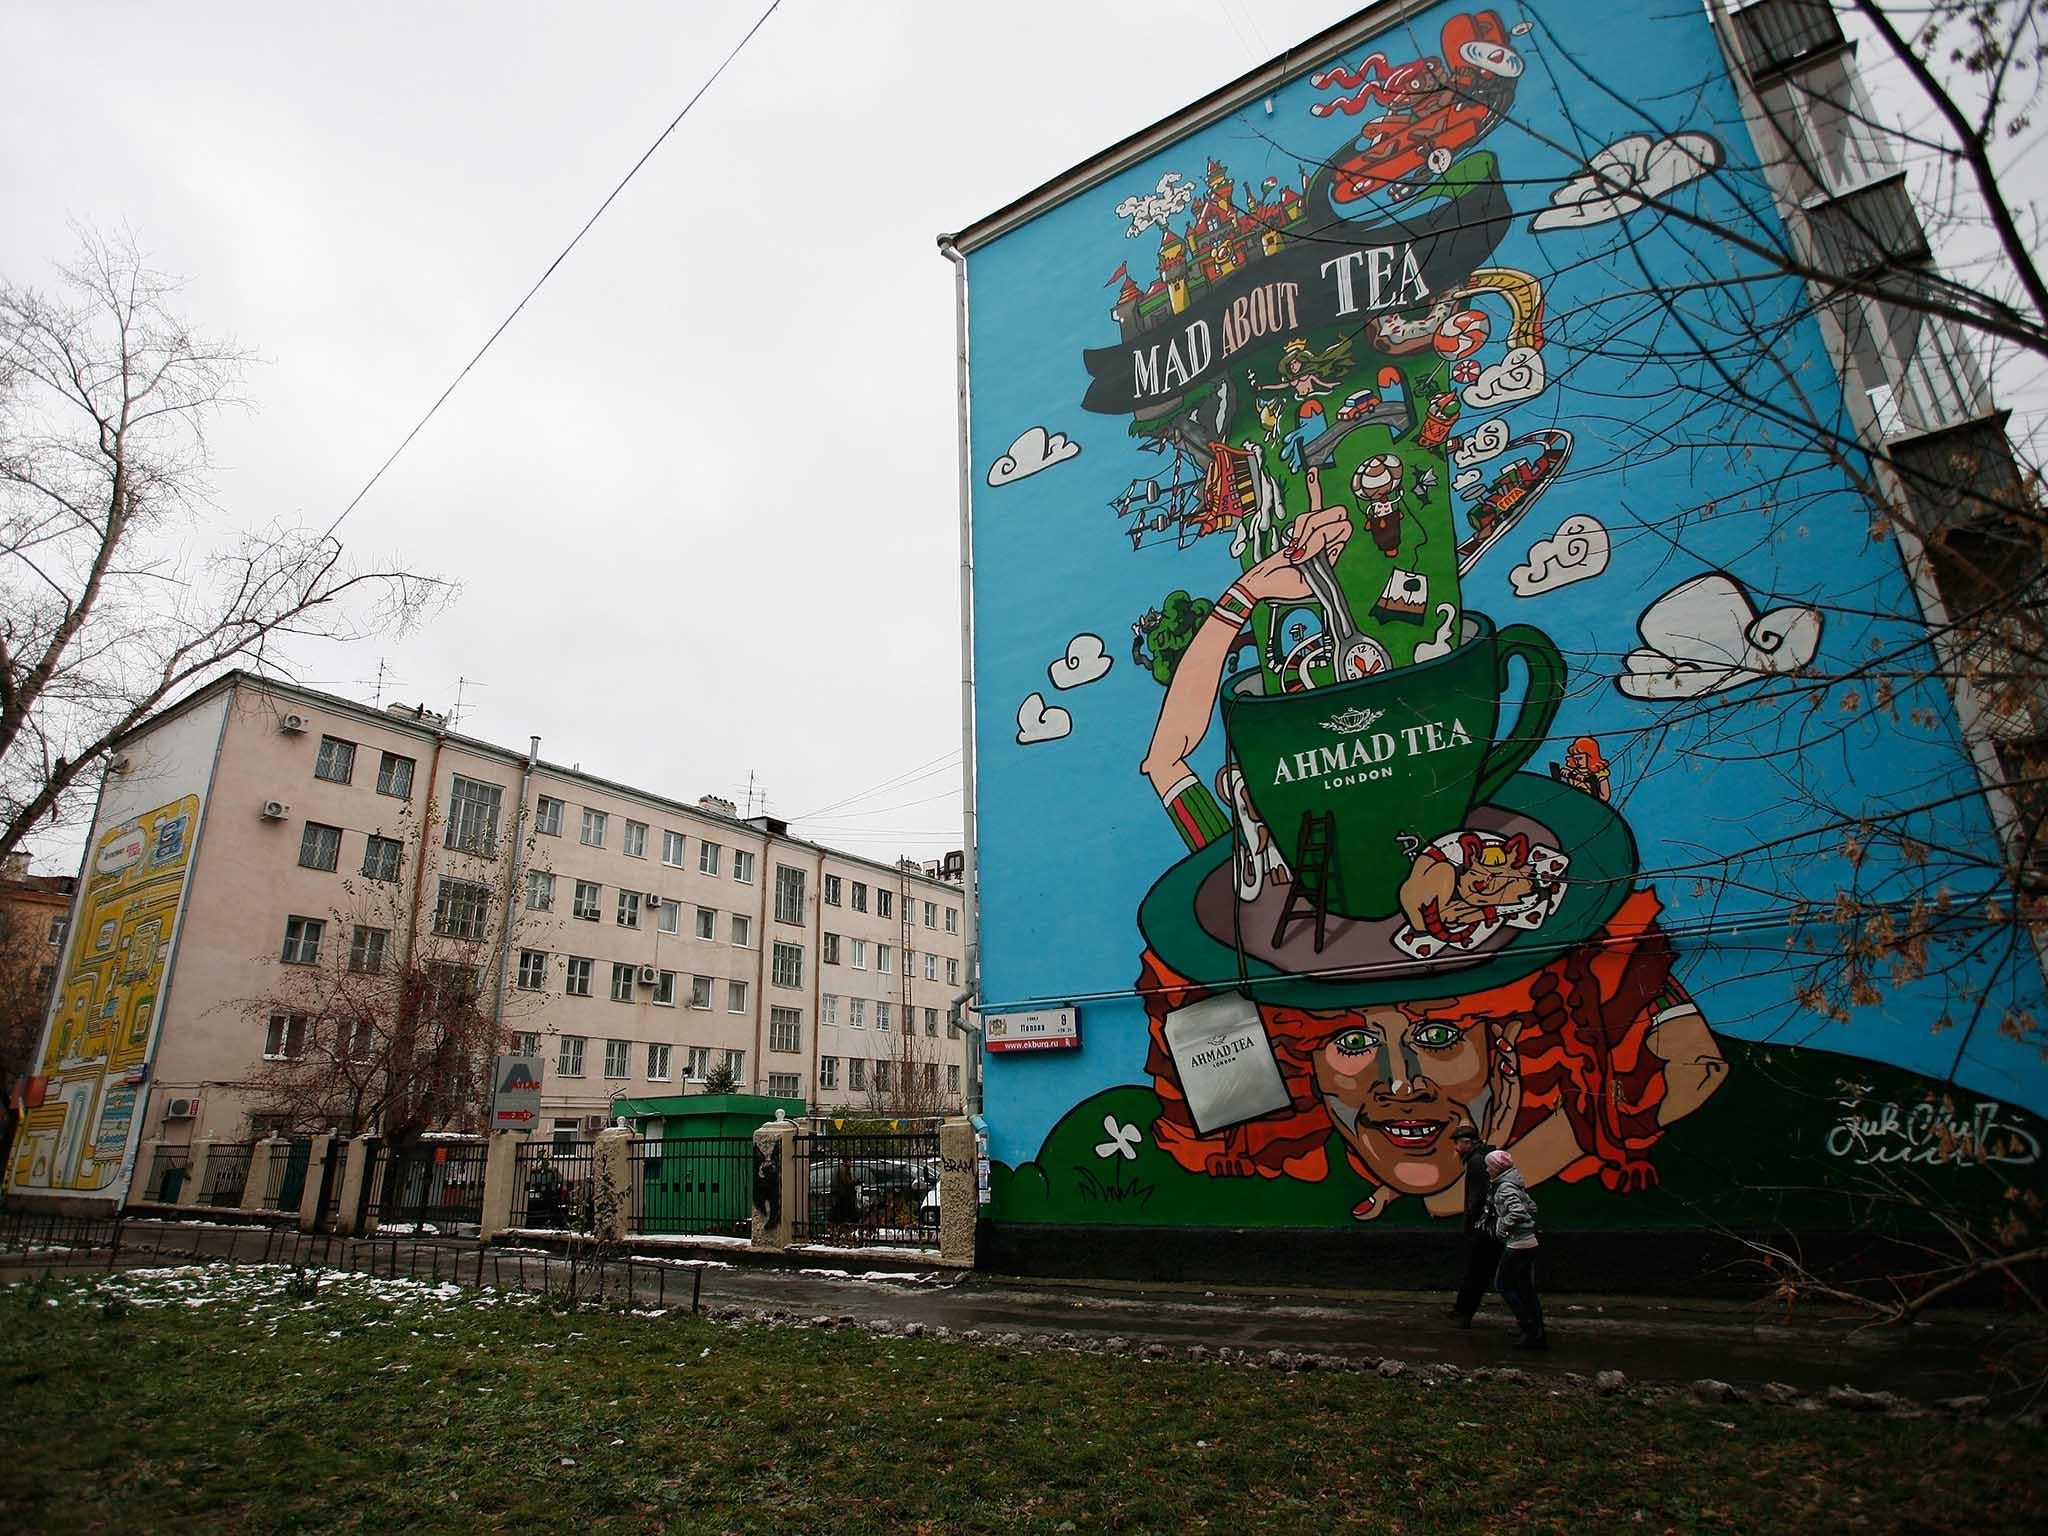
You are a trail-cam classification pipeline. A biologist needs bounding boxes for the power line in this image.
[321,0,784,540]
[788,747,962,824]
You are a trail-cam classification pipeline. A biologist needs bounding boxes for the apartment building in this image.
[0,853,76,1002]
[5,673,971,1205]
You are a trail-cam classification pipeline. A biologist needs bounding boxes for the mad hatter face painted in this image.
[1286,1002,1518,1194]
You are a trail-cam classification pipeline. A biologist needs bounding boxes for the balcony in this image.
[1731,0,1850,80]
[1806,175,1931,278]
[1889,412,2026,536]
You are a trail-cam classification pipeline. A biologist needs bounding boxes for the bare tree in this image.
[0,906,55,1169]
[0,227,448,863]
[860,1021,959,1120]
[233,802,546,1144]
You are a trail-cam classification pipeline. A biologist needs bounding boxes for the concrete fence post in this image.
[129,1138,163,1210]
[298,1133,335,1231]
[480,1130,523,1242]
[750,1120,797,1252]
[241,1136,281,1214]
[333,1137,372,1236]
[592,1127,634,1243]
[937,1119,978,1269]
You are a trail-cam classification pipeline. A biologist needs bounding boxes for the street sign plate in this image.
[983,1007,1080,1054]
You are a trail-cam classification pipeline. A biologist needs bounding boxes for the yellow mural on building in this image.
[8,795,199,1196]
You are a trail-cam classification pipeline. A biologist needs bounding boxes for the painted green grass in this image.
[1,1266,2041,1535]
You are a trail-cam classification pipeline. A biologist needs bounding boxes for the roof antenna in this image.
[452,675,486,731]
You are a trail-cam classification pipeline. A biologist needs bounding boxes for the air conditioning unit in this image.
[637,964,659,986]
[644,892,663,907]
[581,1113,606,1134]
[108,753,133,775]
[163,1095,200,1120]
[260,799,289,820]
[280,713,310,734]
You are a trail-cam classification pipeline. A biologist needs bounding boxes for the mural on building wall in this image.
[962,5,2046,1233]
[9,795,200,1196]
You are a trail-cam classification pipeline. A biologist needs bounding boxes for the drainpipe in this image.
[940,237,983,1117]
[490,734,540,1036]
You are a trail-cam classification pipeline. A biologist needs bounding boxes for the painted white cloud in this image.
[1618,572,1823,700]
[1452,417,1511,468]
[987,425,1081,487]
[1016,691,1073,744]
[1511,514,1611,597]
[1049,633,1112,691]
[1115,170,1195,238]
[1454,469,1483,498]
[1531,132,1724,233]
[1460,348,1546,410]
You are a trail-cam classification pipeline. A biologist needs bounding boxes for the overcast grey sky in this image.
[3,0,1364,869]
[6,1,2042,874]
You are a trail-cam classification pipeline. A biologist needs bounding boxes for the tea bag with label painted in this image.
[1162,993,1291,1135]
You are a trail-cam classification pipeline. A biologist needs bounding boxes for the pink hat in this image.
[1484,1149,1515,1176]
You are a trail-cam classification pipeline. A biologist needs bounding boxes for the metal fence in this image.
[314,1141,348,1231]
[629,1136,753,1237]
[141,1144,197,1204]
[511,1139,597,1232]
[363,1141,488,1235]
[202,1141,257,1208]
[260,1139,314,1212]
[792,1131,941,1248]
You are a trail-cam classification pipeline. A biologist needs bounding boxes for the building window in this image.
[617,890,642,929]
[280,916,323,966]
[945,907,958,934]
[923,901,936,928]
[662,829,686,866]
[947,1064,961,1095]
[376,752,414,799]
[535,796,564,837]
[263,1013,309,1060]
[820,1056,838,1090]
[48,916,68,946]
[695,906,716,940]
[924,1063,939,1092]
[925,953,939,981]
[580,807,607,847]
[877,1002,892,1033]
[874,1060,892,1092]
[851,881,868,913]
[552,1118,579,1150]
[728,980,749,1014]
[848,1058,867,1091]
[622,819,648,858]
[511,1031,540,1058]
[557,1035,586,1076]
[770,1007,801,1053]
[611,962,636,1003]
[647,1043,672,1081]
[699,841,722,876]
[604,1038,630,1078]
[849,998,866,1029]
[348,925,388,974]
[525,869,555,911]
[687,1046,710,1081]
[690,975,713,1010]
[433,877,490,940]
[823,932,841,965]
[732,849,755,885]
[517,949,548,990]
[731,913,752,949]
[823,874,842,906]
[774,865,805,924]
[653,970,676,1006]
[445,776,504,855]
[298,821,342,872]
[771,942,803,989]
[573,880,602,921]
[313,736,355,784]
[767,1072,800,1098]
[565,957,593,997]
[877,889,893,920]
[361,834,403,883]
[850,939,867,971]
[658,899,680,935]
[822,994,839,1025]
[724,1049,746,1084]
[924,1007,938,1036]
[946,957,960,986]
[877,945,893,977]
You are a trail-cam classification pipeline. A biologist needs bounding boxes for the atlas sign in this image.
[490,1054,543,1130]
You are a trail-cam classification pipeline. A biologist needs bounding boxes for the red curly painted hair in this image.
[1140,889,1682,1195]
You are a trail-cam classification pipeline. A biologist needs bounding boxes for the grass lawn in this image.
[1,1266,2042,1535]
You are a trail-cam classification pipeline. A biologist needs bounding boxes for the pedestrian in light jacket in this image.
[1445,1126,1498,1327]
[1484,1148,1547,1350]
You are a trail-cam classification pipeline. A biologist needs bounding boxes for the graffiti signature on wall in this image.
[1826,1098,2039,1169]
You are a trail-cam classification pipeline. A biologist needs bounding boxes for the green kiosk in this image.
[612,1092,805,1236]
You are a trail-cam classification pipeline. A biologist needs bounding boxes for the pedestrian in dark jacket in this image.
[1445,1126,1498,1327]
[1484,1148,1547,1349]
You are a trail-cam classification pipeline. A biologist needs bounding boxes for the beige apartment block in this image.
[13,673,972,1180]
